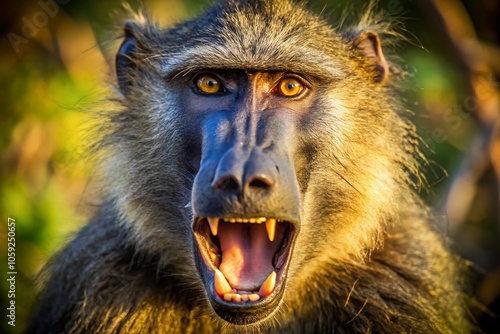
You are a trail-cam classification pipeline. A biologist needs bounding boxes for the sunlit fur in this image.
[28,0,471,333]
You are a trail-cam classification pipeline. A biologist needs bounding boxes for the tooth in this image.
[224,293,232,301]
[248,294,260,301]
[214,269,232,296]
[259,217,266,223]
[258,271,276,297]
[233,294,241,302]
[249,218,256,223]
[241,294,249,302]
[265,218,276,241]
[229,218,236,223]
[207,217,219,235]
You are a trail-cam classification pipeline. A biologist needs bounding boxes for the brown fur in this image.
[28,0,472,333]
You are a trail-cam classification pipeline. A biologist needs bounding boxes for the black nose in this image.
[211,148,277,196]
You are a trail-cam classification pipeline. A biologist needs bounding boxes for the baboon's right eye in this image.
[195,74,225,94]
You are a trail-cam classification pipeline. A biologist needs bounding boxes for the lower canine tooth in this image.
[214,269,232,296]
[258,271,276,297]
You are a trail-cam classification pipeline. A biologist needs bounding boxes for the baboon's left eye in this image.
[195,74,225,94]
[274,77,305,97]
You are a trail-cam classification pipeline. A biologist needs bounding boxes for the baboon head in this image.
[111,0,414,326]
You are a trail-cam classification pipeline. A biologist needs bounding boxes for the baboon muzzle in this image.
[191,111,300,323]
[192,111,300,218]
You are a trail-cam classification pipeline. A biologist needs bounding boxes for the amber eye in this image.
[195,74,223,94]
[276,77,304,97]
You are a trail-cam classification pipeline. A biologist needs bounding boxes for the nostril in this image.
[212,175,240,191]
[249,179,270,189]
[248,175,274,190]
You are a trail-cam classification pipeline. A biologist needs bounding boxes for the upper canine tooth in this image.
[265,218,276,242]
[207,217,219,235]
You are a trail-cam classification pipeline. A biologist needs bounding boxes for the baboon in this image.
[28,0,472,333]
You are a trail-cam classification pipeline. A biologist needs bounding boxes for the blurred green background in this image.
[0,0,499,333]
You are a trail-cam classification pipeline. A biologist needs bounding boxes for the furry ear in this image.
[116,21,142,95]
[352,31,389,83]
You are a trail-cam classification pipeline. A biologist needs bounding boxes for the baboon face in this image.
[115,0,397,326]
[188,70,304,322]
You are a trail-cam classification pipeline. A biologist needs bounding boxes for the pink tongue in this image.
[218,221,280,291]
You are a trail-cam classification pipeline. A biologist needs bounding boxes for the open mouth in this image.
[193,216,295,305]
